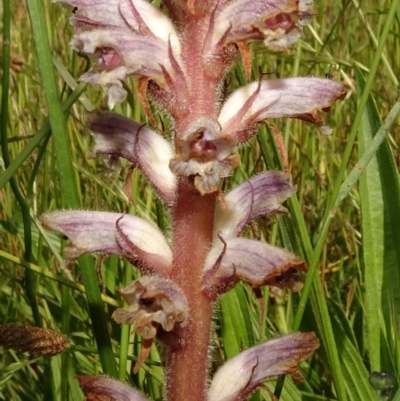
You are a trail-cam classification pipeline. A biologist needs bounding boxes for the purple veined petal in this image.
[213,0,297,42]
[112,276,189,340]
[212,0,314,51]
[57,0,128,30]
[40,211,172,275]
[119,0,181,53]
[218,78,346,145]
[202,237,307,299]
[208,332,319,401]
[88,111,176,205]
[77,375,150,401]
[57,0,181,53]
[213,171,295,240]
[71,30,174,107]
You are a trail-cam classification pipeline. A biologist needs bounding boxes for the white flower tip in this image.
[77,376,150,401]
[319,125,333,135]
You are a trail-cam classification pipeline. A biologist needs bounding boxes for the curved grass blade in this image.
[328,300,376,401]
[26,0,118,377]
[355,70,400,373]
[219,283,255,359]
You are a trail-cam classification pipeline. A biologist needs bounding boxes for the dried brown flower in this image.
[0,324,68,356]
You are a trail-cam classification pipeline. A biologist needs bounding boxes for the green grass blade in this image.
[356,70,400,373]
[335,97,400,208]
[328,300,376,401]
[220,283,255,358]
[0,83,87,192]
[26,0,118,377]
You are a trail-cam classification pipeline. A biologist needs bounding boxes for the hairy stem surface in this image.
[168,179,216,401]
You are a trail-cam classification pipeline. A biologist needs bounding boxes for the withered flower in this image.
[112,276,189,340]
[0,324,68,357]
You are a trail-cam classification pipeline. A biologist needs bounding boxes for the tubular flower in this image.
[43,0,346,400]
[208,332,319,401]
[57,0,183,108]
[171,77,345,194]
[40,211,173,276]
[209,0,315,53]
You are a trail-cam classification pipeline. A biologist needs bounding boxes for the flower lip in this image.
[213,171,296,240]
[207,332,320,401]
[202,236,307,300]
[40,211,172,276]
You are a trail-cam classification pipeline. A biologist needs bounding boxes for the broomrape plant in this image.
[41,0,345,400]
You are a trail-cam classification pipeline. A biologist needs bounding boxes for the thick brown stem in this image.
[167,179,216,401]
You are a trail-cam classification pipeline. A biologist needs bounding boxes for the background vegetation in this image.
[1,0,399,400]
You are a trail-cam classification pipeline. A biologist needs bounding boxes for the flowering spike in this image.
[77,375,151,401]
[112,276,189,341]
[208,332,319,401]
[41,211,172,275]
[88,111,176,204]
[46,1,346,399]
[202,237,307,299]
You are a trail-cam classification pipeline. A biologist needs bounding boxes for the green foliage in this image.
[1,0,400,400]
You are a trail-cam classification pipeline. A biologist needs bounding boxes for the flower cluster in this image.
[44,0,345,399]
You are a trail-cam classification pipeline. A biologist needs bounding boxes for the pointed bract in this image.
[89,111,176,205]
[202,237,307,299]
[40,211,172,275]
[77,375,150,401]
[218,78,346,145]
[213,171,295,240]
[112,276,189,340]
[208,332,319,401]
